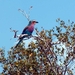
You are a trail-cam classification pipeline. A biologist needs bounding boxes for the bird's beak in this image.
[36,21,39,23]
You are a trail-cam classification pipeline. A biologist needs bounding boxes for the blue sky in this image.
[0,0,75,73]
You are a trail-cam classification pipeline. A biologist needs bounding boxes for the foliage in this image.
[0,19,75,75]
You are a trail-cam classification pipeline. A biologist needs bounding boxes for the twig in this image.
[18,9,30,21]
[64,57,73,75]
[18,34,28,39]
[18,6,33,21]
[10,28,18,38]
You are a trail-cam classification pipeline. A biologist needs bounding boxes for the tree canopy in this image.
[0,18,75,75]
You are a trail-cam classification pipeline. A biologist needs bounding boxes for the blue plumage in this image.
[15,20,38,48]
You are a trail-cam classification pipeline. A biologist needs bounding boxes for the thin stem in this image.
[18,9,30,21]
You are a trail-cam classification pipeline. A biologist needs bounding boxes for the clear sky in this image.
[0,0,75,73]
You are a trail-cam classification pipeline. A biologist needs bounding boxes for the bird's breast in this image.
[28,26,34,32]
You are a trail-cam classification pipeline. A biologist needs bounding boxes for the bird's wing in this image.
[22,26,29,34]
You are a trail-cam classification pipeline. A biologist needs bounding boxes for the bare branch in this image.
[18,6,33,21]
[28,6,33,19]
[10,28,18,38]
[18,34,28,39]
[18,9,30,21]
[64,57,74,75]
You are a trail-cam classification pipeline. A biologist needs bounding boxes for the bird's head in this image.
[28,20,38,26]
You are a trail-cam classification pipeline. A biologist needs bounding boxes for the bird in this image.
[15,20,38,48]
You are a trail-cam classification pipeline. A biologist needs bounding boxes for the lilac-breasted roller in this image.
[15,20,38,48]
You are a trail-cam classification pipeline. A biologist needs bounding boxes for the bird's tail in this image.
[15,39,23,48]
